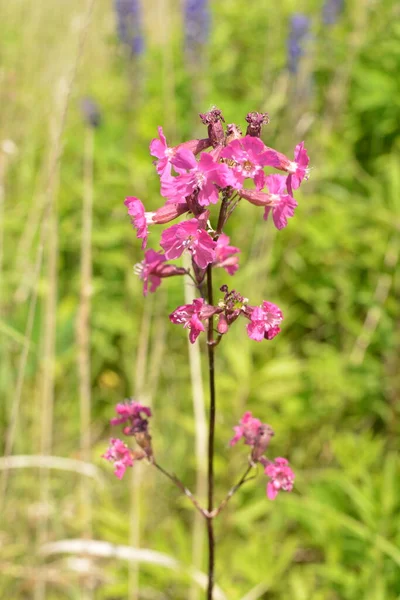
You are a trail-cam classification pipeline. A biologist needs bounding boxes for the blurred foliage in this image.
[0,0,399,598]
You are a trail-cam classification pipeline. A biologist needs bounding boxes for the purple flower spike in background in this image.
[287,13,311,73]
[114,0,144,55]
[80,97,101,128]
[184,0,211,58]
[322,0,344,25]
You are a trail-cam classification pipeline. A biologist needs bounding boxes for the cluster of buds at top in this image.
[230,412,295,500]
[125,107,310,346]
[102,399,153,479]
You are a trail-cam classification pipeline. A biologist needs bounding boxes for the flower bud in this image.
[151,202,188,224]
[217,313,229,334]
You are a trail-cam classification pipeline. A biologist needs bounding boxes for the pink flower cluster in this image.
[102,399,153,479]
[230,412,295,500]
[169,286,283,344]
[124,108,309,349]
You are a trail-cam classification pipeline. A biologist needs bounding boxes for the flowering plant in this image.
[103,108,308,598]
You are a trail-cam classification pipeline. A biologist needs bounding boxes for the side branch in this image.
[209,464,255,518]
[153,462,208,518]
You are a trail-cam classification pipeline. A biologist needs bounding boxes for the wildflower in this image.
[230,412,262,446]
[162,149,234,206]
[124,197,153,249]
[261,142,310,194]
[114,0,144,55]
[150,127,210,181]
[150,127,176,180]
[110,399,152,435]
[80,97,101,128]
[213,234,240,275]
[221,135,272,190]
[263,174,298,230]
[135,250,186,296]
[160,218,216,269]
[246,301,283,341]
[239,181,297,230]
[170,298,217,344]
[287,13,310,74]
[264,457,295,500]
[322,0,344,25]
[184,0,211,59]
[102,438,134,479]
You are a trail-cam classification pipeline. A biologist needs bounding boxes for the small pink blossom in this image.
[150,128,211,181]
[213,233,240,275]
[246,301,283,341]
[170,298,213,344]
[230,411,262,446]
[265,457,295,500]
[150,126,176,180]
[135,250,186,296]
[111,399,152,435]
[221,135,272,190]
[136,250,166,296]
[124,197,152,249]
[102,438,134,479]
[230,412,275,462]
[263,174,298,230]
[162,150,235,206]
[160,218,216,269]
[263,142,310,194]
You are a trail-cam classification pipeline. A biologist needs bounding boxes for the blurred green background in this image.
[1,0,400,598]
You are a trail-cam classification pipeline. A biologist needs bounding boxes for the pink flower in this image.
[264,457,295,500]
[150,127,211,181]
[169,298,216,344]
[213,233,240,275]
[263,142,310,194]
[162,150,235,206]
[221,135,272,190]
[263,174,298,230]
[136,250,166,296]
[160,218,216,269]
[102,438,134,479]
[110,399,152,435]
[230,411,262,446]
[150,126,176,180]
[124,197,153,249]
[230,412,275,462]
[246,301,283,341]
[135,249,186,296]
[287,142,310,193]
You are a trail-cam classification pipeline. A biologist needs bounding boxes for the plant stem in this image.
[206,263,216,600]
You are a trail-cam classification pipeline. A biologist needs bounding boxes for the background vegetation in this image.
[1,0,400,598]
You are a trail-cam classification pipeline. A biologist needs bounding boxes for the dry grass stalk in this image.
[76,124,95,542]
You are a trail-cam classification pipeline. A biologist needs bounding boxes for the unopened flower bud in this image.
[217,313,229,334]
[151,202,188,224]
